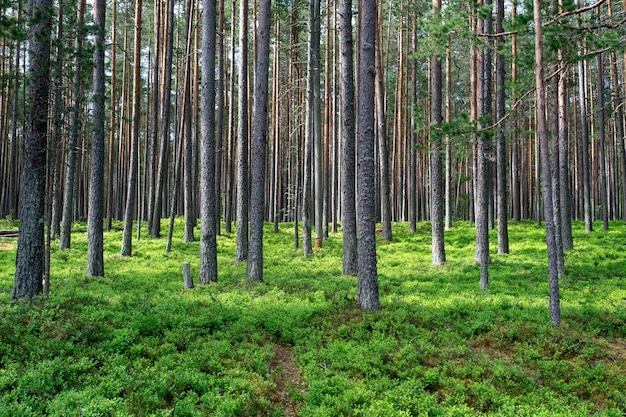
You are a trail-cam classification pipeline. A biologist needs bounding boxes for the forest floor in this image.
[0,218,625,416]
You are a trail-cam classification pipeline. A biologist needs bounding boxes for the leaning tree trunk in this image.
[87,0,106,277]
[534,0,561,326]
[339,0,357,276]
[247,0,272,281]
[13,0,53,299]
[357,0,380,311]
[120,0,143,257]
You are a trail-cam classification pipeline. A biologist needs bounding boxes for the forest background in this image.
[0,0,624,309]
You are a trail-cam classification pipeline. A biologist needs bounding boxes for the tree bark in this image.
[247,0,272,281]
[87,0,106,277]
[199,0,218,284]
[339,0,357,276]
[13,0,53,299]
[357,0,380,311]
[533,0,561,326]
[495,0,509,254]
[235,0,249,261]
[59,0,86,251]
[430,0,445,265]
[120,0,143,257]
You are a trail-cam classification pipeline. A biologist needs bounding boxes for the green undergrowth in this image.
[0,219,625,416]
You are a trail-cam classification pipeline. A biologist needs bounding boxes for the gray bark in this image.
[151,0,175,238]
[247,0,272,281]
[60,0,86,251]
[533,0,561,326]
[13,0,53,299]
[120,0,143,257]
[357,0,380,311]
[235,0,249,262]
[430,0,445,266]
[495,0,509,254]
[578,46,592,231]
[199,0,218,284]
[87,0,106,277]
[596,49,609,230]
[339,0,357,276]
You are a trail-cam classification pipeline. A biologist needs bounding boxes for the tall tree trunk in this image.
[247,0,272,281]
[357,0,380,311]
[310,0,323,249]
[444,46,452,231]
[578,23,592,231]
[49,0,64,240]
[199,0,218,284]
[557,0,573,249]
[60,0,86,251]
[87,0,106,277]
[339,0,357,276]
[106,0,117,231]
[151,0,175,238]
[214,0,225,235]
[183,0,196,243]
[120,0,143,257]
[430,0,445,265]
[224,0,236,234]
[13,0,52,299]
[375,2,392,242]
[146,0,161,236]
[475,0,491,289]
[495,0,509,254]
[533,0,561,326]
[596,46,609,231]
[235,0,249,261]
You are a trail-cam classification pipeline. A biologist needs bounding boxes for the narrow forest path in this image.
[270,344,306,416]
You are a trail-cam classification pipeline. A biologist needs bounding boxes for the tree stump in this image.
[182,263,194,289]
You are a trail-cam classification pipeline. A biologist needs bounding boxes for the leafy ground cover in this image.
[0,219,625,416]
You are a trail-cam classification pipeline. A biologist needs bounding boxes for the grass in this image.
[0,219,625,416]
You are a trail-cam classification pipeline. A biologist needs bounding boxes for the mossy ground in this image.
[0,219,625,416]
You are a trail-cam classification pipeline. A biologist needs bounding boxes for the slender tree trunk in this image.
[214,0,225,236]
[49,0,64,240]
[183,0,196,243]
[533,0,561,326]
[120,0,143,257]
[495,0,509,254]
[247,0,272,281]
[146,0,161,236]
[430,0,445,265]
[87,0,106,277]
[13,0,52,299]
[557,12,573,249]
[309,0,323,249]
[375,2,392,242]
[475,0,491,289]
[199,0,218,284]
[444,46,452,231]
[339,0,357,276]
[357,0,380,311]
[60,0,86,251]
[151,0,175,238]
[106,0,117,231]
[235,0,249,261]
[597,47,609,231]
[578,27,592,231]
[224,0,236,234]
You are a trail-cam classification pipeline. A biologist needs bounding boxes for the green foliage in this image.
[0,220,625,415]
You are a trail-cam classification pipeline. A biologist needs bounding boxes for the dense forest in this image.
[1,0,625,315]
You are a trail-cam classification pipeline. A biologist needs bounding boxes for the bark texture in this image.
[13,0,53,299]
